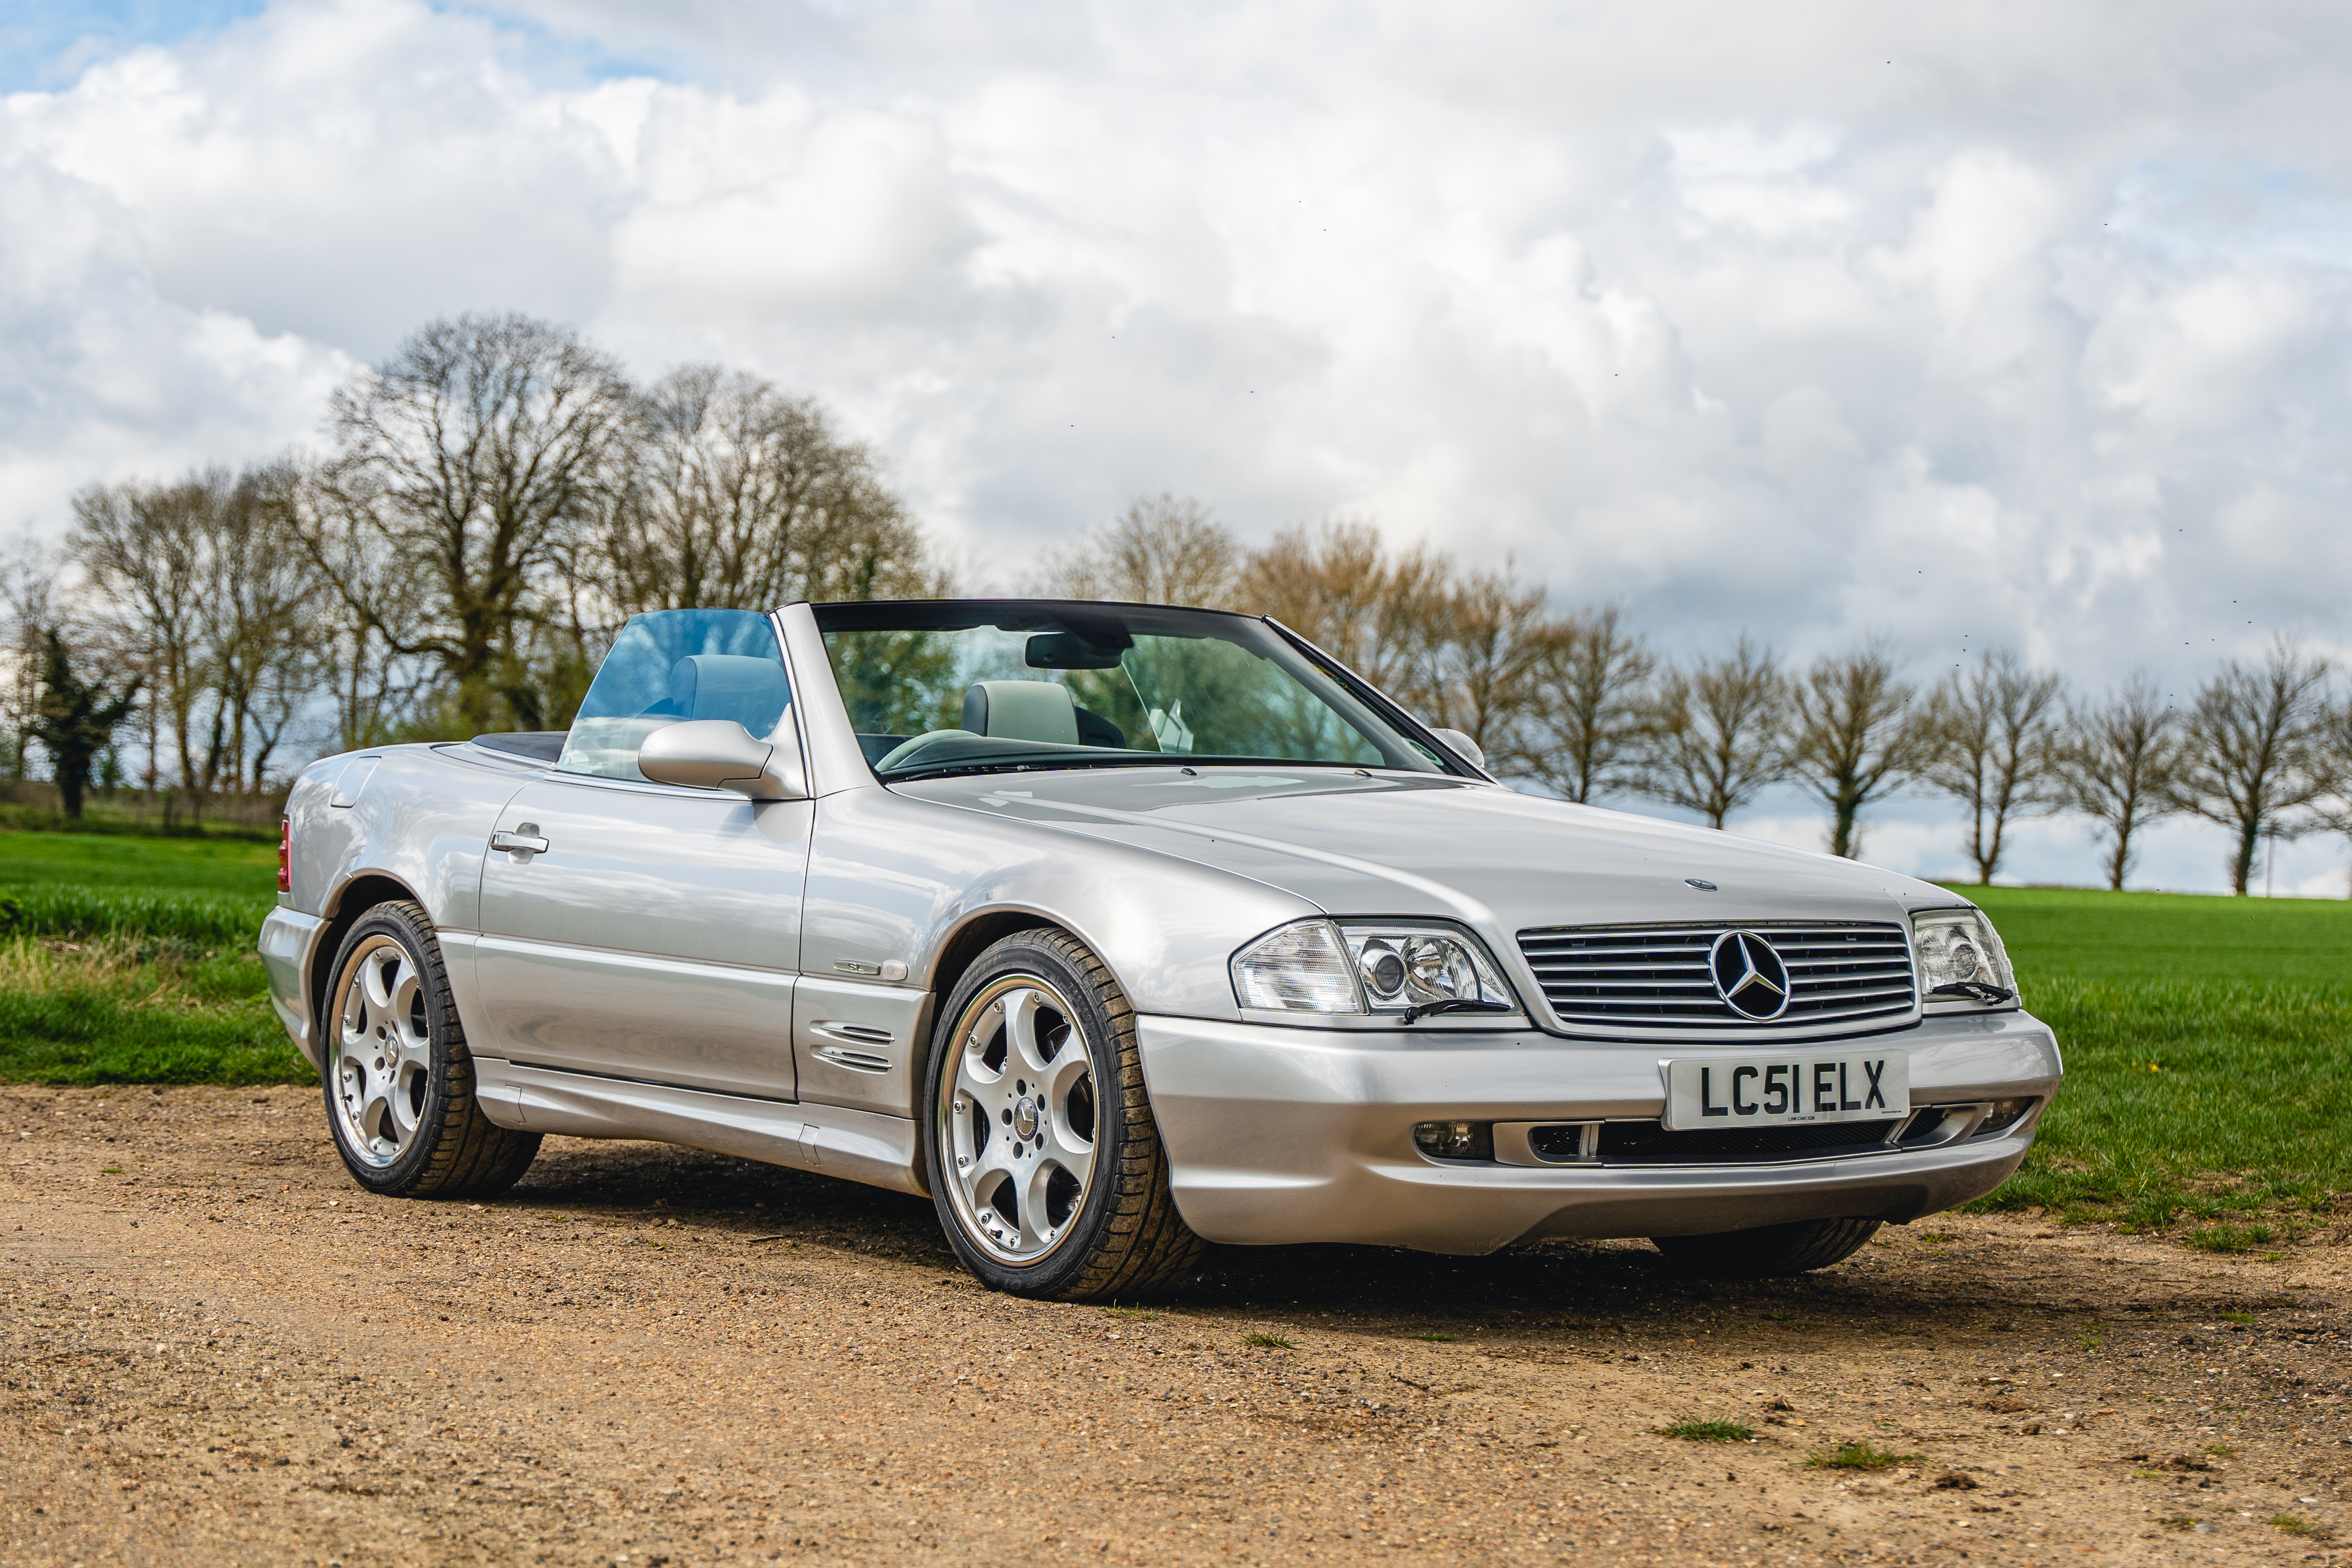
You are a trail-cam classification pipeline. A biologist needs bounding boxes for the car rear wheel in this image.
[322,900,541,1198]
[1650,1217,1881,1278]
[923,929,1204,1300]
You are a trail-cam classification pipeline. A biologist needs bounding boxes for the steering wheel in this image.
[874,730,981,771]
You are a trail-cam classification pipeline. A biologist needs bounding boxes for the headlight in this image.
[1231,919,1521,1022]
[1339,923,1516,1016]
[1912,908,2017,1004]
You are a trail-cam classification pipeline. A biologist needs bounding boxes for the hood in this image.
[890,765,1964,936]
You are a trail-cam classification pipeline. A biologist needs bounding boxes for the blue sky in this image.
[1,2,266,89]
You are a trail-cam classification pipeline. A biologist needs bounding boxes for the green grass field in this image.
[1942,883,2349,1240]
[0,828,2346,1246]
[0,826,297,1087]
[1956,883,2352,989]
[0,828,276,895]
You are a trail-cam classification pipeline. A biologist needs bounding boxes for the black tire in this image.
[1650,1217,1882,1278]
[319,899,541,1198]
[923,929,1205,1301]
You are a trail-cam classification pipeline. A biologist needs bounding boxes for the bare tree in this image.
[1787,640,1931,859]
[201,462,320,791]
[1036,494,1242,608]
[605,365,936,618]
[2057,674,2184,891]
[70,472,214,801]
[2171,638,2333,895]
[0,534,65,781]
[1508,602,1655,804]
[1410,565,1552,762]
[302,313,637,734]
[1233,518,1450,694]
[1637,635,1787,828]
[1923,649,2067,884]
[2311,698,2352,897]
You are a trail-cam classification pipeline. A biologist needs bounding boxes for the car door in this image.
[470,610,811,1100]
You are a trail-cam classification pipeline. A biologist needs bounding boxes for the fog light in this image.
[1976,1097,2036,1135]
[1413,1120,1494,1161]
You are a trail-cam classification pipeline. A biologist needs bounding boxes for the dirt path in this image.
[4,1083,2351,1567]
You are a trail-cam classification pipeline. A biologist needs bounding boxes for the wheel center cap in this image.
[1012,1097,1040,1140]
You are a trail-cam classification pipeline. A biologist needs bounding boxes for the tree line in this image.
[1,313,941,822]
[1037,496,2351,896]
[6,310,2346,893]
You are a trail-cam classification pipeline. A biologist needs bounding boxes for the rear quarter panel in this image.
[291,746,535,929]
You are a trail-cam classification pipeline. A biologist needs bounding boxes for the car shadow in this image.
[495,1136,2124,1337]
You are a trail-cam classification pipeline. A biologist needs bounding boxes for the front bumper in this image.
[1135,1010,2061,1254]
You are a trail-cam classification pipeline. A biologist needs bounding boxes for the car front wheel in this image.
[923,929,1204,1300]
[321,899,541,1198]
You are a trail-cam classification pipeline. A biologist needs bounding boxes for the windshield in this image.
[814,600,1452,780]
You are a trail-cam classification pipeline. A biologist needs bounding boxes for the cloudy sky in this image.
[6,1,2351,892]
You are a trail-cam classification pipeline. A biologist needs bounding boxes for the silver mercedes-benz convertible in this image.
[259,599,2060,1300]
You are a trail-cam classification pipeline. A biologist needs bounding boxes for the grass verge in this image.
[0,918,306,1089]
[0,884,277,951]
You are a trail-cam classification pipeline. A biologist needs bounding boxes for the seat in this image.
[664,654,791,736]
[962,681,1080,745]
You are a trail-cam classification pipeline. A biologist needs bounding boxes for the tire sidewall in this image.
[923,933,1128,1296]
[320,904,459,1194]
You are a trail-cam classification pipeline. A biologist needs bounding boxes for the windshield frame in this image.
[808,597,1482,785]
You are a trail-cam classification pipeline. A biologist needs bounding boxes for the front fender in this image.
[802,785,1315,1023]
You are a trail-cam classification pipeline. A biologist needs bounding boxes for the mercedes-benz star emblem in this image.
[1708,930,1791,1020]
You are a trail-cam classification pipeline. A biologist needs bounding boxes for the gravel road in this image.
[5,1083,2351,1567]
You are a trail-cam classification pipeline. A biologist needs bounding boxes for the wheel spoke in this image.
[964,1147,1025,1248]
[361,949,399,1020]
[350,1067,394,1151]
[1043,1052,1092,1134]
[1003,989,1055,1075]
[1019,1159,1066,1250]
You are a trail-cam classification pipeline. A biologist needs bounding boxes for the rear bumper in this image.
[258,906,328,1072]
[1134,1011,2061,1254]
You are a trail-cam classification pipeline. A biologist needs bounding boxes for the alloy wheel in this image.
[937,976,1098,1265]
[328,935,432,1167]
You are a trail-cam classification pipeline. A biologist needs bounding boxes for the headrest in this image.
[962,681,1079,745]
[667,654,791,736]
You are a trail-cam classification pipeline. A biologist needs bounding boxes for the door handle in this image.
[490,829,550,856]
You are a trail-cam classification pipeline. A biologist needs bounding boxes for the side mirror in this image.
[1427,727,1486,772]
[638,719,808,800]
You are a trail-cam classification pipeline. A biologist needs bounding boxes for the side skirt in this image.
[472,1059,927,1198]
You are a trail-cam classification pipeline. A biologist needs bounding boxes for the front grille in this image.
[1516,921,1916,1033]
[1595,1119,1901,1165]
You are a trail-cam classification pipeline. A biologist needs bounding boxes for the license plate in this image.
[1662,1052,1908,1131]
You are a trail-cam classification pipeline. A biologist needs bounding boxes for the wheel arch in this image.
[924,908,1067,1038]
[309,872,426,1042]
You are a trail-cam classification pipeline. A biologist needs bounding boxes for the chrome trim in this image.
[812,1045,894,1074]
[813,1020,895,1045]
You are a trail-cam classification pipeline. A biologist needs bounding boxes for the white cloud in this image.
[7,0,2352,891]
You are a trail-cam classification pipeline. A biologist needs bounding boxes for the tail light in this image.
[278,818,292,893]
